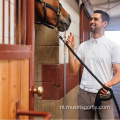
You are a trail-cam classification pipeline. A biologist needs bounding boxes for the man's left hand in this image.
[100,82,111,96]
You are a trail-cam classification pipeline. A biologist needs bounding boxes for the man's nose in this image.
[90,19,94,23]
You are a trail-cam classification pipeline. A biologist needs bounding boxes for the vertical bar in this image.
[0,0,3,44]
[63,32,66,120]
[80,3,84,82]
[10,0,15,44]
[2,0,5,44]
[80,3,84,44]
[19,0,21,44]
[26,0,35,112]
[14,0,17,44]
[4,0,9,44]
[22,0,26,45]
[9,0,11,44]
[14,0,19,44]
[14,0,16,44]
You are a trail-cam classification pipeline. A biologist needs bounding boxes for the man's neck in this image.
[93,32,104,39]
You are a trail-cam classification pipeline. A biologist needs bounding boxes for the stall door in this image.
[80,3,90,82]
[0,0,34,119]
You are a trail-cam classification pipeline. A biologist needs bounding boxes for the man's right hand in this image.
[66,32,75,49]
[66,32,81,75]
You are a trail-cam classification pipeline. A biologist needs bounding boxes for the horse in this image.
[16,0,71,44]
[35,0,71,32]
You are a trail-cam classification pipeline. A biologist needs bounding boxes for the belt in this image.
[80,84,99,93]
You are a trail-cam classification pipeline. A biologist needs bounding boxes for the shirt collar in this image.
[91,35,106,43]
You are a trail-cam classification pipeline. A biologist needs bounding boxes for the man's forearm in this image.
[68,48,76,75]
[105,72,120,87]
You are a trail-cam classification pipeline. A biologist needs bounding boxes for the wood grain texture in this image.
[20,59,29,119]
[0,60,9,119]
[8,60,21,119]
[0,59,29,119]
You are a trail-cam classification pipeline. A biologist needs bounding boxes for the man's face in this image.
[89,13,104,33]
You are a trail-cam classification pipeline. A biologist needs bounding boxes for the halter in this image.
[35,0,62,29]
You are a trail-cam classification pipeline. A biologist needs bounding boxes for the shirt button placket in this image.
[91,40,97,59]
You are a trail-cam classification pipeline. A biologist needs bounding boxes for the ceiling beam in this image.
[106,3,120,11]
[93,6,107,10]
[92,0,120,7]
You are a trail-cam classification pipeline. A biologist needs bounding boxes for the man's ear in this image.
[103,21,108,28]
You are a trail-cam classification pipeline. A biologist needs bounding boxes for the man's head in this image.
[89,10,110,34]
[94,10,110,23]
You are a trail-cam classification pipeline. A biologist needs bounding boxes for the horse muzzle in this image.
[58,14,71,32]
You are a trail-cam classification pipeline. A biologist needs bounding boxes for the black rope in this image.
[58,34,120,120]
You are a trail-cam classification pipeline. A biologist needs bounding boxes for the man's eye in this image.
[94,18,98,21]
[90,18,93,21]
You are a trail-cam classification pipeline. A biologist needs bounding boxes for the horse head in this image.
[35,0,71,32]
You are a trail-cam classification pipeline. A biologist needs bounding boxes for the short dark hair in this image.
[94,10,110,24]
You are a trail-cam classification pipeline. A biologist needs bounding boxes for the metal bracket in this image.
[16,100,51,120]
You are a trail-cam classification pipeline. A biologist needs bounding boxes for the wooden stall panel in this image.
[8,59,29,119]
[8,60,21,119]
[0,59,29,119]
[0,60,9,119]
[20,59,29,119]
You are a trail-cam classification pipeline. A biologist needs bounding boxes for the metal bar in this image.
[63,32,66,120]
[9,0,11,44]
[2,0,5,44]
[0,44,31,51]
[79,4,84,81]
[0,51,31,59]
[16,100,51,120]
[17,110,51,117]
[14,0,16,44]
[22,0,26,45]
[14,0,19,44]
[19,0,21,44]
[26,0,35,112]
[80,4,84,43]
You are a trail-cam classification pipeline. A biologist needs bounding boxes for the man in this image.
[66,10,120,119]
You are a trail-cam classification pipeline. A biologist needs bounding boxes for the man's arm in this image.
[69,54,81,75]
[66,32,81,75]
[106,63,120,87]
[101,63,120,95]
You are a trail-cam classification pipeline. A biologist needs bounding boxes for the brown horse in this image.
[35,0,71,32]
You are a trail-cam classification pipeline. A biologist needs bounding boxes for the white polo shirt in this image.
[77,35,120,93]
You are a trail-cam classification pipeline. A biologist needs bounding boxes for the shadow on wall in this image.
[35,24,59,65]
